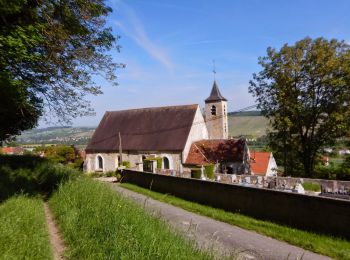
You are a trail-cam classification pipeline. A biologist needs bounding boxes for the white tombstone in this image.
[295,183,305,194]
[231,174,237,183]
[201,165,206,180]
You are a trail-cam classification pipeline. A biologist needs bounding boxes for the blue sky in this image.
[45,0,350,127]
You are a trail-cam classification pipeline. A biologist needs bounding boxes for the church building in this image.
[84,81,250,174]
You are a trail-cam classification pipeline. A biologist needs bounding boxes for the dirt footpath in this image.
[44,203,65,260]
[110,183,331,260]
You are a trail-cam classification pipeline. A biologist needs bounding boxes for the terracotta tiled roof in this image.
[86,104,198,153]
[1,147,23,155]
[205,81,227,103]
[250,152,271,176]
[185,139,246,165]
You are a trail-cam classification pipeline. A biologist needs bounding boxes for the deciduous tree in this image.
[249,37,350,177]
[0,0,123,141]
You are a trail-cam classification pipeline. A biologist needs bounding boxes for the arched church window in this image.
[97,155,103,170]
[211,105,216,115]
[224,105,226,114]
[163,157,170,169]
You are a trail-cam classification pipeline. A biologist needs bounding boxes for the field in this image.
[228,115,269,138]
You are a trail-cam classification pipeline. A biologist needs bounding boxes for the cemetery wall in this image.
[122,169,350,239]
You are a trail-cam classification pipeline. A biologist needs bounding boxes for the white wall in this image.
[182,105,209,163]
[84,152,182,173]
[266,153,278,177]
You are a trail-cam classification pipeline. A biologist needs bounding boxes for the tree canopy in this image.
[0,0,123,141]
[249,37,350,177]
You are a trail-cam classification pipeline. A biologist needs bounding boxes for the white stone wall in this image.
[85,152,182,173]
[182,105,209,163]
[266,153,278,177]
[205,101,228,139]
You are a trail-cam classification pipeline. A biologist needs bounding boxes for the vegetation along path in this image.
[44,202,65,260]
[110,183,330,260]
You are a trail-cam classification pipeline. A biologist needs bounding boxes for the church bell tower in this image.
[205,81,228,139]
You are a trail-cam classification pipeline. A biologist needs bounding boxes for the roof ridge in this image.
[106,104,198,113]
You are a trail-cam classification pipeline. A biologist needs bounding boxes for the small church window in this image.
[211,105,216,115]
[224,105,226,114]
[163,157,170,169]
[97,155,103,170]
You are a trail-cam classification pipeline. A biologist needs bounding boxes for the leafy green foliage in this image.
[204,164,215,180]
[191,168,202,179]
[0,155,80,201]
[0,196,52,260]
[302,182,321,192]
[49,178,213,259]
[0,0,123,140]
[121,161,130,168]
[249,37,350,177]
[34,145,83,169]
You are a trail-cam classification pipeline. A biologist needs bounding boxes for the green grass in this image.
[50,178,214,260]
[120,183,350,260]
[0,155,80,201]
[302,182,321,192]
[0,196,52,260]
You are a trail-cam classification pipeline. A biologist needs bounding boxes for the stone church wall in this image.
[85,152,182,173]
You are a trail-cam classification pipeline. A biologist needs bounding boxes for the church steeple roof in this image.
[205,81,227,103]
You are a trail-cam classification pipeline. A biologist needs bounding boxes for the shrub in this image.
[143,159,153,172]
[302,182,321,192]
[105,171,116,177]
[204,164,215,180]
[191,168,202,179]
[121,161,130,168]
[0,155,80,201]
[156,157,162,169]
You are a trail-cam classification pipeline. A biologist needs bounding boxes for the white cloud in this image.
[114,1,174,71]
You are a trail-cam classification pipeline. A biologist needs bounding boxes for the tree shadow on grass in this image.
[0,155,80,202]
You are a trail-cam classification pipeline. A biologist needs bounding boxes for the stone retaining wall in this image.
[122,170,350,239]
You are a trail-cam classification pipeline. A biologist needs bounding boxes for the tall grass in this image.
[50,178,213,260]
[0,196,52,260]
[121,183,350,260]
[0,155,80,201]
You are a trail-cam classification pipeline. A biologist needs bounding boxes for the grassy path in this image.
[0,196,53,260]
[120,182,350,260]
[44,203,65,260]
[50,178,215,259]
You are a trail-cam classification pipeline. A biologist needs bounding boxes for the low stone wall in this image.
[122,170,350,239]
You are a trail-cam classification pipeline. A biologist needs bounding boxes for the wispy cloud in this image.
[113,1,174,71]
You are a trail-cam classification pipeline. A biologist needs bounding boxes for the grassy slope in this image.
[120,183,350,260]
[50,178,214,260]
[228,115,269,137]
[0,196,52,260]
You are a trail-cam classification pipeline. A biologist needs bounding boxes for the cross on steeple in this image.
[212,59,216,80]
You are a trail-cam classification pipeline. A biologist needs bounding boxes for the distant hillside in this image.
[16,112,269,145]
[228,112,269,138]
[228,110,262,117]
[17,126,95,145]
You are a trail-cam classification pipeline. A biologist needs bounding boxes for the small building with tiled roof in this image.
[250,151,277,177]
[185,139,250,174]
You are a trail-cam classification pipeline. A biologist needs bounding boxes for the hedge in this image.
[204,164,215,180]
[191,168,202,179]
